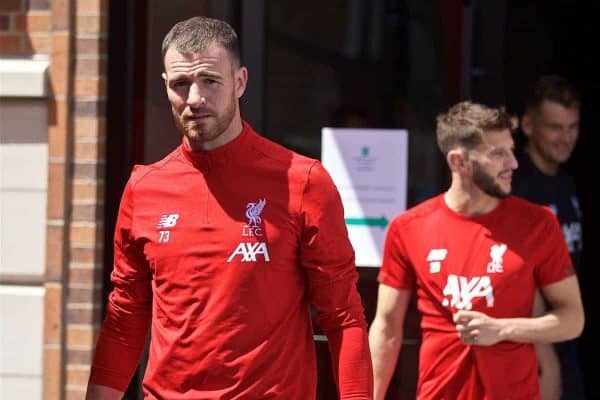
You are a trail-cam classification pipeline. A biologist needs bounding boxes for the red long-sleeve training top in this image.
[89,122,373,399]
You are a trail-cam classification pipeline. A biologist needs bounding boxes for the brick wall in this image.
[65,1,107,398]
[1,0,108,399]
[0,0,52,55]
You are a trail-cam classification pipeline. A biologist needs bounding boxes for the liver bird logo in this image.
[246,198,266,226]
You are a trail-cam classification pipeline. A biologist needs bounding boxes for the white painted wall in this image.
[0,286,45,398]
[0,102,48,277]
[0,58,49,400]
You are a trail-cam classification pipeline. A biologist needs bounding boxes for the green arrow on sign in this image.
[345,216,389,228]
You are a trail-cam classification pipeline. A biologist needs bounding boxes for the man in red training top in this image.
[368,101,584,399]
[85,16,373,400]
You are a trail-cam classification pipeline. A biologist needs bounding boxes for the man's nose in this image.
[507,150,518,170]
[187,83,206,107]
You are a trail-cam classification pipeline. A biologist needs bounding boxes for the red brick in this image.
[46,223,66,280]
[74,161,104,180]
[66,366,90,386]
[52,0,71,30]
[28,0,50,11]
[0,15,9,31]
[75,76,106,97]
[70,224,103,245]
[74,117,106,138]
[76,37,106,55]
[44,284,63,344]
[0,0,23,12]
[70,246,103,264]
[46,161,67,220]
[69,266,103,285]
[68,286,103,303]
[67,348,93,365]
[50,33,72,95]
[77,0,108,14]
[66,325,97,347]
[72,203,103,221]
[66,306,100,324]
[76,15,107,34]
[75,57,107,76]
[75,140,105,160]
[0,33,23,54]
[73,181,104,202]
[43,347,63,400]
[26,33,51,54]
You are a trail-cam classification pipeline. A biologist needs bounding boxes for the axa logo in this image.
[442,274,494,310]
[243,198,266,237]
[227,242,271,263]
[486,243,507,273]
[427,248,447,273]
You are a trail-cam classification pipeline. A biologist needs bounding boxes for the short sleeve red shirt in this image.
[379,194,573,400]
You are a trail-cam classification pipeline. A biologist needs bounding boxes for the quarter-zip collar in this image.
[179,120,255,170]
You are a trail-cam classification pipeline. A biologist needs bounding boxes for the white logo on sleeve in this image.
[486,243,507,273]
[156,213,179,243]
[442,274,494,310]
[157,214,179,228]
[426,248,447,273]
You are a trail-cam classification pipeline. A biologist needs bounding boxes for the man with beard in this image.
[512,75,586,400]
[368,101,584,399]
[85,16,373,400]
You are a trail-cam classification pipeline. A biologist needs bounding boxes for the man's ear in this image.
[521,113,534,138]
[161,72,168,87]
[235,66,248,99]
[447,148,469,174]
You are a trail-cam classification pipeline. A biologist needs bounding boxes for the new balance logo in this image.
[426,248,447,273]
[156,213,179,244]
[157,214,179,228]
[442,274,494,310]
[227,242,271,263]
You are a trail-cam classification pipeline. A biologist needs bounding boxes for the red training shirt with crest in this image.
[379,194,573,400]
[89,122,373,399]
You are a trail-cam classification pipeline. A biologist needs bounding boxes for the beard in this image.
[471,160,510,199]
[173,91,237,147]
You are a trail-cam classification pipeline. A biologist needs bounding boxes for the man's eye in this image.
[173,81,189,88]
[204,78,217,85]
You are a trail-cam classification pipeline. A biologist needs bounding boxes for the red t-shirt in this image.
[89,122,373,399]
[379,194,573,400]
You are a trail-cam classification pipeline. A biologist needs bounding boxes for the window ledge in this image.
[0,57,49,98]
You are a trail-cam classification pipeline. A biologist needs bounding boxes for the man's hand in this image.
[85,384,124,400]
[453,310,504,346]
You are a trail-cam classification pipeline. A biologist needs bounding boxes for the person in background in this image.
[85,16,373,400]
[368,101,584,399]
[512,75,585,400]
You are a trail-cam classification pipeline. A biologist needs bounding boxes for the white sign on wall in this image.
[321,128,408,267]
